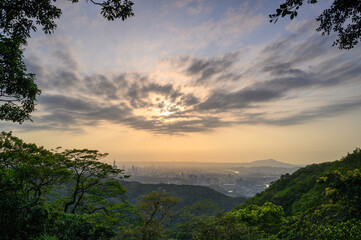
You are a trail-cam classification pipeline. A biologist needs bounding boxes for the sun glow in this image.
[147,95,184,117]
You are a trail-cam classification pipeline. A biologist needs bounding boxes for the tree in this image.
[194,213,262,240]
[60,149,128,214]
[0,132,62,239]
[319,168,361,219]
[125,191,179,240]
[180,199,219,222]
[0,0,134,123]
[270,0,361,50]
[167,199,219,240]
[230,202,285,235]
[0,131,70,198]
[0,132,135,239]
[0,167,52,240]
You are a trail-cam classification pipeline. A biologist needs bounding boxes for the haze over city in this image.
[3,0,361,165]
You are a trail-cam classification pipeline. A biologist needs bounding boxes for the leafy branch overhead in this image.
[270,0,361,50]
[0,0,134,123]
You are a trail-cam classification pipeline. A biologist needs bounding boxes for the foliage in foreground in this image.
[0,131,138,239]
[166,149,361,239]
[1,132,361,239]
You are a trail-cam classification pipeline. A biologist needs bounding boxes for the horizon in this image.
[113,158,303,166]
[2,0,361,165]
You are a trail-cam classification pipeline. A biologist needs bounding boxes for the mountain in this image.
[235,159,300,168]
[242,149,361,216]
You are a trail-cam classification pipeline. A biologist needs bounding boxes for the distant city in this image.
[113,159,301,197]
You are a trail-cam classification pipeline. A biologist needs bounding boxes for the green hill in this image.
[243,148,361,215]
[119,180,247,212]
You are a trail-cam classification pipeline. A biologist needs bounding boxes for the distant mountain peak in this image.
[239,159,298,168]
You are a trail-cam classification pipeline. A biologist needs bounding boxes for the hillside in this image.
[119,180,247,211]
[243,148,361,215]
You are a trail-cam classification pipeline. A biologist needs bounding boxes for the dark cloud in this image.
[51,70,80,89]
[241,99,361,126]
[216,72,243,82]
[197,88,282,111]
[126,82,148,108]
[262,62,306,77]
[146,83,174,95]
[314,60,361,86]
[125,81,198,110]
[41,112,79,126]
[35,95,132,129]
[52,49,79,71]
[183,51,240,84]
[134,116,229,134]
[113,74,129,89]
[32,94,223,134]
[24,55,51,89]
[84,74,119,100]
[33,91,208,134]
[257,35,332,79]
[158,117,227,134]
[261,38,292,59]
[39,95,94,112]
[24,50,80,91]
[196,53,360,113]
[180,94,199,106]
[257,58,361,93]
[290,35,330,64]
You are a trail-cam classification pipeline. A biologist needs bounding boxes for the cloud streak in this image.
[183,51,241,84]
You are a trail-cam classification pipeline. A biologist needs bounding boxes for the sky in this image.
[2,0,361,165]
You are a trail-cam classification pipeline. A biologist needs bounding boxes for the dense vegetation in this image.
[244,149,361,216]
[120,181,246,212]
[164,149,361,239]
[1,131,361,239]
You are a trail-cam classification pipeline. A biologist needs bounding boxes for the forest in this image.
[1,131,361,240]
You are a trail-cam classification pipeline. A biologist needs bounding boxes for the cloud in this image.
[197,88,282,111]
[39,95,95,113]
[52,48,79,71]
[241,99,361,126]
[183,51,240,84]
[84,74,119,100]
[261,62,306,77]
[17,12,361,135]
[32,93,223,134]
[35,94,132,130]
[125,81,195,110]
[51,70,80,89]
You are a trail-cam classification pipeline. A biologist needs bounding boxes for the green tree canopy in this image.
[0,131,70,198]
[0,131,135,239]
[123,191,179,240]
[0,0,134,123]
[61,149,128,214]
